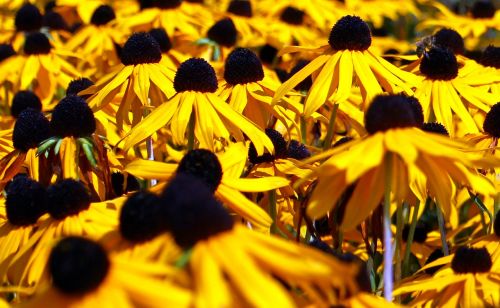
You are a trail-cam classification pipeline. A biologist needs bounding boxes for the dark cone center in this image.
[227,0,252,17]
[451,246,492,274]
[248,128,288,164]
[480,45,500,69]
[24,32,52,55]
[160,174,234,248]
[176,149,223,193]
[422,122,449,135]
[120,191,165,242]
[49,237,110,295]
[483,102,500,138]
[13,109,50,152]
[207,18,238,48]
[433,28,465,55]
[420,47,458,80]
[50,95,96,138]
[149,28,172,53]
[280,6,305,25]
[15,4,43,32]
[364,94,419,134]
[11,90,42,118]
[224,48,264,85]
[91,5,116,26]
[173,58,218,93]
[328,15,371,51]
[46,180,91,220]
[6,176,47,226]
[120,32,162,66]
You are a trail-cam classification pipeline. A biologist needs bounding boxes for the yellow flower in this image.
[394,245,500,307]
[100,190,181,264]
[124,143,289,229]
[301,95,498,230]
[120,58,273,155]
[82,32,176,130]
[161,174,361,307]
[412,46,499,136]
[120,0,202,41]
[18,236,193,308]
[8,32,79,109]
[344,0,420,28]
[0,109,50,186]
[419,0,500,49]
[217,48,300,132]
[273,15,419,118]
[5,179,122,291]
[64,5,126,77]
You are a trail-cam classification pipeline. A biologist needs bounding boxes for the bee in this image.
[416,35,436,58]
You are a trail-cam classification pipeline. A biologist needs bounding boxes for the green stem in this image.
[403,200,420,277]
[322,104,339,150]
[383,153,393,301]
[187,114,195,151]
[435,203,449,256]
[269,190,278,234]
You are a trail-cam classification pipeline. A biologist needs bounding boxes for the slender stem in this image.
[187,114,195,151]
[403,200,420,277]
[300,116,308,145]
[435,203,449,256]
[383,153,393,301]
[269,189,278,234]
[494,193,500,217]
[335,229,343,254]
[394,203,404,301]
[322,104,339,150]
[144,99,156,187]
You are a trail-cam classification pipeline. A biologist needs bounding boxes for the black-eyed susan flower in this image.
[82,32,175,130]
[216,0,268,47]
[65,5,125,77]
[122,0,202,41]
[0,176,46,285]
[302,94,496,231]
[419,0,500,49]
[100,190,181,264]
[193,17,238,61]
[6,179,120,290]
[300,94,499,299]
[394,245,500,307]
[148,27,186,71]
[217,48,300,131]
[257,0,345,31]
[124,145,288,229]
[0,108,50,186]
[7,32,79,109]
[19,236,193,307]
[267,5,323,47]
[160,173,361,307]
[273,15,420,118]
[413,46,499,136]
[37,95,114,198]
[0,4,43,51]
[121,57,274,154]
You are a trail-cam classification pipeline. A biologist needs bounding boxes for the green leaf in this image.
[36,137,58,156]
[54,138,63,156]
[81,143,97,167]
[174,249,193,268]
